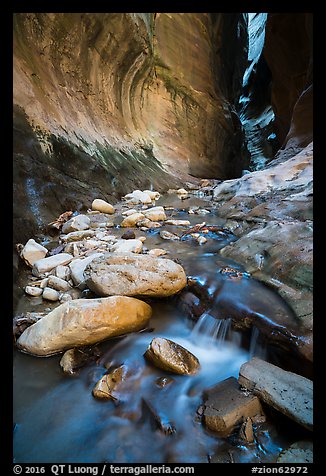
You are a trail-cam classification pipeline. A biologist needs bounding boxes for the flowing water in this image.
[13,195,303,463]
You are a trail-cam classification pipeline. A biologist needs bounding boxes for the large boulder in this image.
[16,296,152,356]
[84,252,187,298]
[238,357,313,431]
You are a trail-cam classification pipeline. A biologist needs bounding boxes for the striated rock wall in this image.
[13,13,248,242]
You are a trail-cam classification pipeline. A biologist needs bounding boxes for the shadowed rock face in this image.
[13,13,249,241]
[263,13,313,156]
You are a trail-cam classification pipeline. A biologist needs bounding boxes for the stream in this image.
[13,194,304,463]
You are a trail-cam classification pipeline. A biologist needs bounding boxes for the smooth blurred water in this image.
[13,199,297,463]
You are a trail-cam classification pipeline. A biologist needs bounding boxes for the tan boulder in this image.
[144,337,200,375]
[120,212,145,227]
[91,199,115,214]
[84,252,187,297]
[16,296,152,356]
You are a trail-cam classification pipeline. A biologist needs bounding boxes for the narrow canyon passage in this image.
[13,13,313,465]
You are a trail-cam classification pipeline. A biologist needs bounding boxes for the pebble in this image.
[165,220,191,226]
[42,287,60,301]
[24,286,43,297]
[47,275,72,292]
[148,249,167,257]
[121,230,136,240]
[197,236,207,245]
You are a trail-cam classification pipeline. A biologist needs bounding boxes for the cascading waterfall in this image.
[190,311,232,347]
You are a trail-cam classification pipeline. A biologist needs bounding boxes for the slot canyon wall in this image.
[13,12,249,243]
[13,11,313,364]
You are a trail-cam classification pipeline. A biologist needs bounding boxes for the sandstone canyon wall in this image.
[13,13,248,243]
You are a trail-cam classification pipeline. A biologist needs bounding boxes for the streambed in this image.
[13,194,307,463]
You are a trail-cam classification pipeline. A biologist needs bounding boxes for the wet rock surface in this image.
[277,440,313,463]
[144,337,200,375]
[17,296,152,356]
[202,377,262,435]
[238,357,313,431]
[85,253,187,298]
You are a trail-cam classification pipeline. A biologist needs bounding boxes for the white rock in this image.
[165,220,191,226]
[39,278,49,289]
[61,230,96,242]
[62,215,91,234]
[69,253,104,289]
[21,239,48,267]
[95,232,117,242]
[24,286,43,297]
[143,206,166,222]
[120,212,145,227]
[196,209,210,215]
[124,190,152,205]
[122,208,138,216]
[143,190,160,200]
[42,287,60,301]
[47,275,72,292]
[176,188,188,195]
[110,239,143,254]
[55,265,71,281]
[138,236,146,243]
[83,239,102,250]
[17,296,152,356]
[160,230,180,241]
[148,249,167,257]
[197,236,207,245]
[32,253,74,277]
[91,199,115,214]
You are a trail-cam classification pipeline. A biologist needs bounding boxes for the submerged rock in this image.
[91,199,115,214]
[16,296,152,356]
[144,337,200,375]
[238,357,313,431]
[92,365,129,400]
[84,253,187,298]
[21,239,48,267]
[60,347,100,375]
